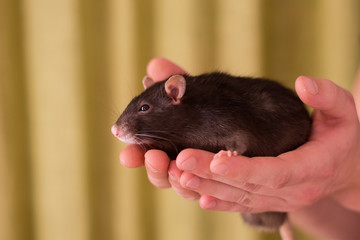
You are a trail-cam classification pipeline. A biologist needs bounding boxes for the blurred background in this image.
[1,0,359,240]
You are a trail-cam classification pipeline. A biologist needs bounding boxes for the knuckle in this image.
[150,177,171,189]
[235,192,251,206]
[243,182,262,192]
[184,194,200,201]
[173,187,200,200]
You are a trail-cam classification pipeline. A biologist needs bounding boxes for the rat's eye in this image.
[139,104,150,112]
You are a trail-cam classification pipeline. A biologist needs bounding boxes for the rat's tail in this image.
[279,218,295,240]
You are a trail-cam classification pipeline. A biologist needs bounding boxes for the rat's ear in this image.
[165,75,186,104]
[142,76,155,89]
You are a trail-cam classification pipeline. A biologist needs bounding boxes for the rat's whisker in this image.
[135,133,179,154]
[138,130,178,139]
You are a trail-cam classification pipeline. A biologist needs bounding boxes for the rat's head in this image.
[111,74,195,155]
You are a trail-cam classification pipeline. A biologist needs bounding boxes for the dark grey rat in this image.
[112,72,312,240]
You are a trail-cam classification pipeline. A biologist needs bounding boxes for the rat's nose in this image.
[111,125,120,137]
[110,124,135,143]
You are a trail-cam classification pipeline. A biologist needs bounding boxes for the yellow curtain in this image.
[1,0,359,240]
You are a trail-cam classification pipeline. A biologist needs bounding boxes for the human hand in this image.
[170,74,360,213]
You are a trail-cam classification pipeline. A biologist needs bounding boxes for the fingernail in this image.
[212,163,230,176]
[186,176,200,189]
[302,76,319,95]
[180,157,197,170]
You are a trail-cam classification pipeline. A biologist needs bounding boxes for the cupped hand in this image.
[171,75,360,213]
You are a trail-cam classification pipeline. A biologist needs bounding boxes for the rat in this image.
[111,72,312,240]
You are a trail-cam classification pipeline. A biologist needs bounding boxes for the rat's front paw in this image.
[214,150,238,159]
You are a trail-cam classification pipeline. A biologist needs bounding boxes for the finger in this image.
[209,142,337,193]
[146,57,188,82]
[176,149,262,190]
[295,76,357,122]
[176,149,280,194]
[179,172,287,211]
[144,149,171,188]
[176,149,222,180]
[200,195,296,213]
[119,144,145,168]
[199,195,257,213]
[168,161,200,200]
[177,136,329,193]
[170,179,201,201]
[209,153,295,190]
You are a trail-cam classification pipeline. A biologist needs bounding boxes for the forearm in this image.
[289,198,360,240]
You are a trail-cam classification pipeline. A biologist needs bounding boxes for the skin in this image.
[119,57,360,239]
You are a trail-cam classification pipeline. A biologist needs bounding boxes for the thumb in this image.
[146,57,187,82]
[295,76,356,120]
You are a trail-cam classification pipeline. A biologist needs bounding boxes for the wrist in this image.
[331,168,360,212]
